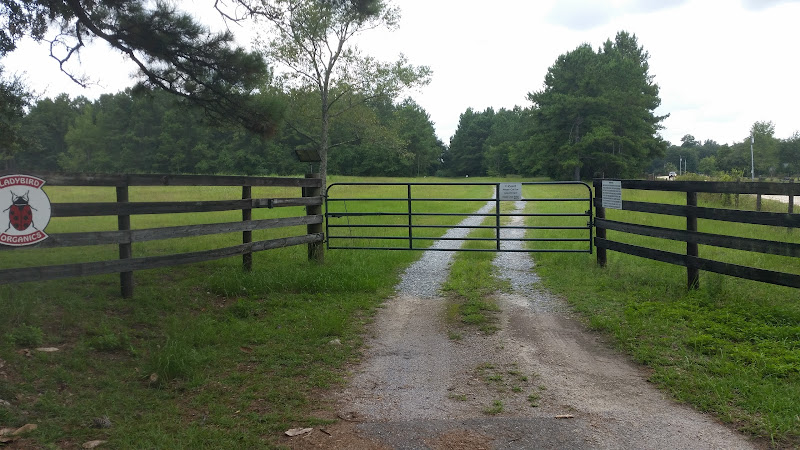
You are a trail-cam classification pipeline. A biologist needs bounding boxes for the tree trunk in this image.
[319,91,330,195]
[574,164,581,181]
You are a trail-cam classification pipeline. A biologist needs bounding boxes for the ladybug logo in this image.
[0,175,51,247]
[5,191,37,232]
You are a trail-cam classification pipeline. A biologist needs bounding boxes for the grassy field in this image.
[1,176,799,447]
[527,184,800,446]
[0,176,494,448]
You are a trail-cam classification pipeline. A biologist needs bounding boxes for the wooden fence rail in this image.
[0,173,324,297]
[594,179,800,290]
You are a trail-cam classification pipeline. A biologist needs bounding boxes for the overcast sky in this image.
[4,0,800,147]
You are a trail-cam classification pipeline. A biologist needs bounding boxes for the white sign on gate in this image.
[602,180,623,210]
[498,183,522,201]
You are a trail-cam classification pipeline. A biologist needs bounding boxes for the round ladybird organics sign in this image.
[0,175,52,246]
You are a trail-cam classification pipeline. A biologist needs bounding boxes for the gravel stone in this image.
[394,201,495,298]
[307,196,758,450]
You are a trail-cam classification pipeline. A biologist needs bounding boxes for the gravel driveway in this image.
[288,201,760,449]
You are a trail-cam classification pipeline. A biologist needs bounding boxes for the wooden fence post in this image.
[687,191,699,290]
[116,184,133,298]
[594,179,607,267]
[242,185,252,271]
[305,173,324,263]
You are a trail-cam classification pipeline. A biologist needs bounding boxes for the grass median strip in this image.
[442,206,511,335]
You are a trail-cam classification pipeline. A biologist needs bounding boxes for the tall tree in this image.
[680,134,699,148]
[445,107,495,176]
[1,0,283,135]
[249,0,431,190]
[527,31,667,180]
[750,120,779,176]
[17,93,86,171]
[779,132,800,176]
[0,67,30,169]
[392,98,443,177]
[484,107,528,177]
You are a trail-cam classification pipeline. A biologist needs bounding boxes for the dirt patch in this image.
[426,429,493,450]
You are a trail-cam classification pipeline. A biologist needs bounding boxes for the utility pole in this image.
[679,156,682,175]
[750,135,755,180]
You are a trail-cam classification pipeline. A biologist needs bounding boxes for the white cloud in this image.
[740,0,800,10]
[628,0,689,13]
[546,0,615,30]
[545,0,687,30]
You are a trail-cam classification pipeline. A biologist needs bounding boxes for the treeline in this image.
[6,30,797,180]
[7,88,445,177]
[650,125,800,178]
[8,83,799,180]
[441,109,800,179]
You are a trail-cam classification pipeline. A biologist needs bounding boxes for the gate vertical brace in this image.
[495,185,501,251]
[687,191,699,289]
[595,180,606,267]
[588,187,594,254]
[789,188,794,232]
[242,185,252,271]
[116,182,133,298]
[407,184,413,250]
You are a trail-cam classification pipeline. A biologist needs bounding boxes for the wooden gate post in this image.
[594,180,607,267]
[305,173,324,263]
[687,191,699,290]
[242,185,252,271]
[116,184,133,298]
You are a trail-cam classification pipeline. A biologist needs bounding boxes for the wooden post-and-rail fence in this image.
[594,179,800,290]
[0,173,324,298]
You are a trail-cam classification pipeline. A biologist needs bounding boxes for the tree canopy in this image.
[0,68,30,169]
[526,31,667,180]
[249,0,431,189]
[6,86,444,177]
[1,0,283,135]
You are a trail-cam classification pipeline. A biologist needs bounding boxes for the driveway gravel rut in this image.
[288,201,760,449]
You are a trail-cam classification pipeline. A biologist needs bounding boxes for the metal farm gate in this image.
[324,181,593,253]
